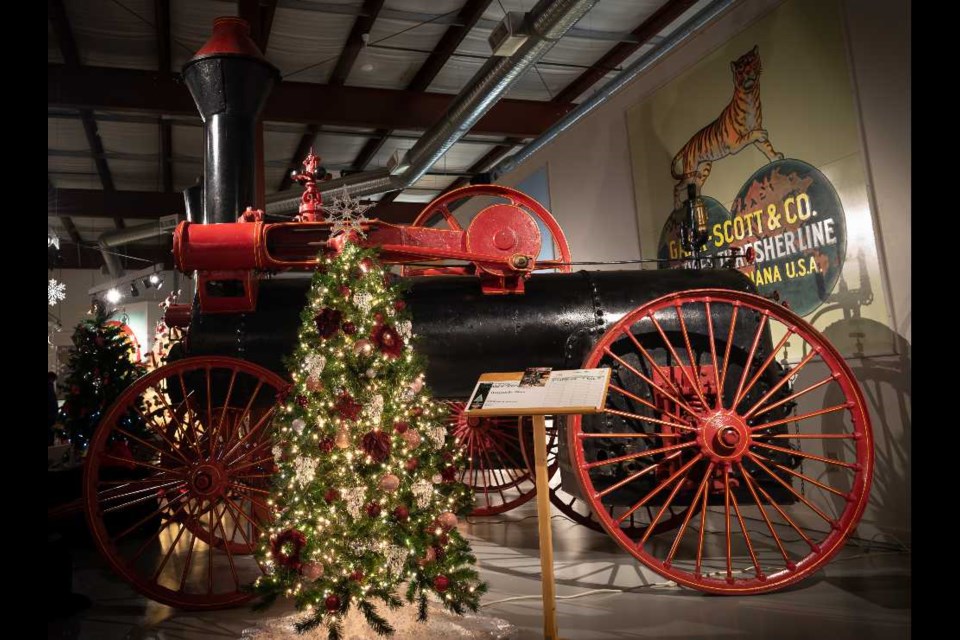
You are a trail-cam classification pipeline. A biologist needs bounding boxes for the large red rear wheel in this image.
[568,290,873,594]
[83,356,287,609]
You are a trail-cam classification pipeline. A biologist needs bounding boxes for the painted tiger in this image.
[670,45,783,208]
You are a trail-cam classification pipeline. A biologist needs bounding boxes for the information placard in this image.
[463,368,611,417]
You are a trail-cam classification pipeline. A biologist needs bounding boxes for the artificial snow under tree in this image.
[60,306,145,446]
[253,238,487,639]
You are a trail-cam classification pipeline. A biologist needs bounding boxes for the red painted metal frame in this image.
[568,289,873,594]
[83,356,287,609]
[172,184,573,313]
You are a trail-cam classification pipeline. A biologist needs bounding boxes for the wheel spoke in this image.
[113,425,191,467]
[602,408,691,433]
[751,440,858,469]
[608,383,689,425]
[734,329,794,412]
[211,502,241,589]
[579,431,681,439]
[666,462,714,565]
[130,404,193,465]
[212,369,239,457]
[623,330,696,414]
[705,302,722,410]
[585,441,696,470]
[742,351,817,419]
[597,452,678,499]
[695,471,709,577]
[732,314,768,412]
[437,203,462,230]
[718,305,740,406]
[175,373,205,457]
[737,462,792,565]
[748,373,834,420]
[752,453,849,498]
[604,348,699,417]
[639,460,693,546]
[115,490,190,542]
[616,454,703,524]
[729,473,762,578]
[177,501,202,593]
[724,466,733,581]
[749,404,849,432]
[100,479,184,509]
[747,454,834,524]
[221,405,277,463]
[673,302,710,407]
[151,498,201,581]
[753,481,818,551]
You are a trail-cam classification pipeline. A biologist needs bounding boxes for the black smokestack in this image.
[182,17,278,225]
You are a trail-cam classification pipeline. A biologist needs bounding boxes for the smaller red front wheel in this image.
[83,357,286,609]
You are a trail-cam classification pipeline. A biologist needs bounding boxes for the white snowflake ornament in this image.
[48,279,66,306]
[321,187,374,238]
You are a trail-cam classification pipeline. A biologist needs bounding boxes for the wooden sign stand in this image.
[464,369,611,640]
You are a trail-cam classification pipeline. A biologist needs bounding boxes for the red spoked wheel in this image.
[568,289,873,594]
[401,184,572,276]
[83,356,287,609]
[445,401,553,516]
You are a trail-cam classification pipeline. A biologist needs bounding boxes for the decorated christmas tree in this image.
[253,238,486,638]
[60,306,146,446]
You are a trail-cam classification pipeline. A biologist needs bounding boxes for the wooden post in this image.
[532,414,560,640]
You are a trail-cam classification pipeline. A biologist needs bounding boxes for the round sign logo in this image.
[657,159,846,316]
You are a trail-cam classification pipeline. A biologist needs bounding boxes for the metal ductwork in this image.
[265,0,599,215]
[489,0,734,181]
[98,219,181,277]
[183,17,279,225]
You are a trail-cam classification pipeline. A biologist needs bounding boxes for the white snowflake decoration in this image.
[411,479,434,509]
[342,486,367,518]
[304,353,326,378]
[292,456,318,488]
[426,425,447,449]
[322,188,374,238]
[364,394,385,425]
[48,279,66,306]
[383,544,409,575]
[397,320,413,340]
[353,291,374,313]
[271,444,284,460]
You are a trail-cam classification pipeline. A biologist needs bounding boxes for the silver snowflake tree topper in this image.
[321,187,374,238]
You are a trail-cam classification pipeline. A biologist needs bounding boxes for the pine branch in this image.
[327,620,343,640]
[295,612,324,633]
[359,600,395,636]
[417,592,428,622]
[250,590,279,612]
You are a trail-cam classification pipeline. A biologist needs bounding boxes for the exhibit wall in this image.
[496,0,909,542]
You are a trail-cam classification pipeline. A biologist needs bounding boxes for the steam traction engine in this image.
[82,18,873,609]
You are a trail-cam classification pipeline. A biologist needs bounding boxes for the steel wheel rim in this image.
[401,184,573,276]
[569,289,873,594]
[446,401,551,516]
[83,356,286,609]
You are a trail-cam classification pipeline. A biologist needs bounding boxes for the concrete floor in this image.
[49,500,910,639]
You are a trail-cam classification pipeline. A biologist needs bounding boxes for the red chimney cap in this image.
[191,17,266,61]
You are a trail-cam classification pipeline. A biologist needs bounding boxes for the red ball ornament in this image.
[339,285,352,298]
[325,594,341,612]
[393,505,409,522]
[319,437,335,453]
[404,457,419,472]
[359,257,375,273]
[373,312,385,323]
[350,569,365,582]
[433,575,449,593]
[393,421,409,434]
[324,488,340,503]
[394,300,406,312]
[366,501,382,518]
[342,321,357,335]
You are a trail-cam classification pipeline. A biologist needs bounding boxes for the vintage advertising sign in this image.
[627,0,894,356]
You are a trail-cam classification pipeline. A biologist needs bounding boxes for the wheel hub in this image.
[190,463,226,497]
[697,410,751,462]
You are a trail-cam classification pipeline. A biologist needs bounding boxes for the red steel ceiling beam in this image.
[48,64,573,137]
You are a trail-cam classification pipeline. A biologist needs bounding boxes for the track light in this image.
[105,288,123,304]
[130,283,140,297]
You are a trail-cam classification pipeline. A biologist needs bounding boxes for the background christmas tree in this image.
[60,305,146,447]
[253,240,486,639]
